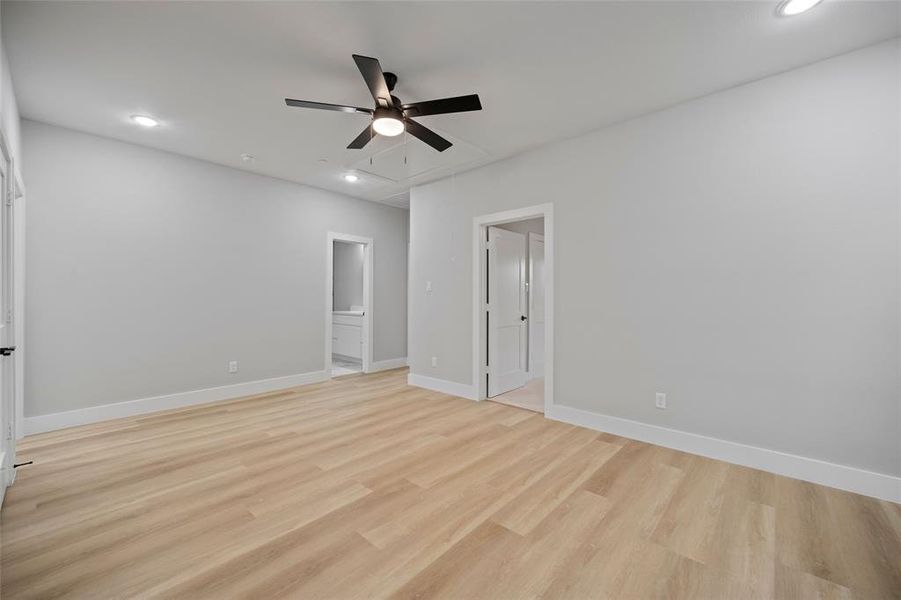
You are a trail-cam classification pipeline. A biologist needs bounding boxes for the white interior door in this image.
[0,155,13,482]
[528,232,545,378]
[488,226,527,397]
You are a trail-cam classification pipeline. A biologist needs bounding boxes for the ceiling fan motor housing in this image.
[374,106,404,122]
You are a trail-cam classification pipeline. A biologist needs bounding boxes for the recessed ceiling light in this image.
[344,174,359,183]
[777,0,823,16]
[241,153,255,163]
[130,115,159,128]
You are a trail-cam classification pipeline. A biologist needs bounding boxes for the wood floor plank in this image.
[490,438,619,535]
[2,368,899,599]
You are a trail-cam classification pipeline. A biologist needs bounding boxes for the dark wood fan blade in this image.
[352,54,393,107]
[404,119,452,152]
[285,99,372,114]
[347,124,374,149]
[402,94,481,117]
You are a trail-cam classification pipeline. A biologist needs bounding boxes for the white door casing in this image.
[528,232,545,378]
[487,226,527,397]
[0,147,14,489]
[473,203,553,410]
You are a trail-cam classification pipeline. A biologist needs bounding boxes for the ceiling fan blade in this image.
[404,119,452,152]
[347,124,374,149]
[285,99,372,114]
[402,94,482,118]
[352,54,393,107]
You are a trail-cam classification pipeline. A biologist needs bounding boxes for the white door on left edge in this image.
[487,226,527,397]
[0,155,13,470]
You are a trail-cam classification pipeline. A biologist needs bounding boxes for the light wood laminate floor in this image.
[2,369,899,599]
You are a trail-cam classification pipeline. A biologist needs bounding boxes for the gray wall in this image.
[409,40,900,477]
[23,120,408,417]
[332,241,364,311]
[1,21,22,168]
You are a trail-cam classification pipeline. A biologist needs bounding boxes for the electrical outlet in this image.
[431,356,438,368]
[228,360,239,374]
[426,281,433,293]
[655,392,667,409]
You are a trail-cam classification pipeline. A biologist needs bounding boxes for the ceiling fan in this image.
[285,54,482,152]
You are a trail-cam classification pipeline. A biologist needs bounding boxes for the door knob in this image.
[520,315,527,321]
[0,347,16,356]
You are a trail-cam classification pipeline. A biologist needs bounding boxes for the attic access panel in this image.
[352,130,488,184]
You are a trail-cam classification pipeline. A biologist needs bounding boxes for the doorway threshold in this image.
[489,378,544,413]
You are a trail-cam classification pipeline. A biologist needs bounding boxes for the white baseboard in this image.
[24,370,329,436]
[368,357,408,372]
[407,373,477,400]
[546,404,901,504]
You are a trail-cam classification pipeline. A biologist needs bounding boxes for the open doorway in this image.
[473,204,553,414]
[326,233,373,378]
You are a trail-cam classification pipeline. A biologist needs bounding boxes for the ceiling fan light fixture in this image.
[777,0,823,16]
[372,107,405,137]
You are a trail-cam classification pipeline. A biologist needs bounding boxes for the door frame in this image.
[472,203,554,412]
[0,128,23,497]
[527,231,545,379]
[325,232,373,375]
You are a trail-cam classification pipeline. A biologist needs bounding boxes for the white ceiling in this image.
[4,1,899,208]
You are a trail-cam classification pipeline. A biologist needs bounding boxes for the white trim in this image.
[2,125,25,201]
[546,403,901,504]
[407,373,478,400]
[326,232,374,376]
[369,357,408,372]
[472,204,554,410]
[527,231,544,379]
[0,131,16,497]
[24,370,329,436]
[13,172,24,441]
